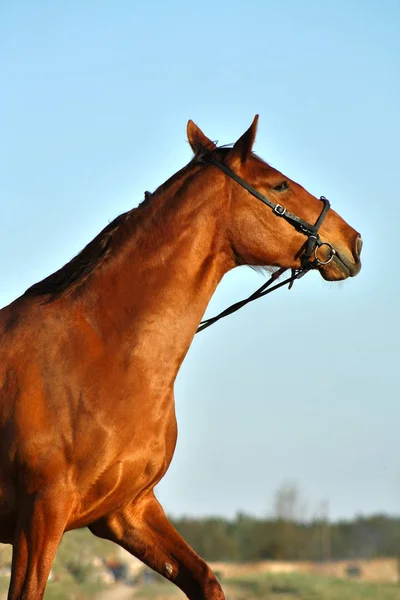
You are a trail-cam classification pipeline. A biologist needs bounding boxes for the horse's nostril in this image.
[356,236,363,256]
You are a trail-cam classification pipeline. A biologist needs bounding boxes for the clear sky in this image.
[1,0,399,521]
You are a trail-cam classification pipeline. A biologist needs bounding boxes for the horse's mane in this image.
[23,145,265,300]
[23,210,134,298]
[22,147,216,299]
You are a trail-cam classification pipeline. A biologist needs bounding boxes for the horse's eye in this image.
[272,181,289,192]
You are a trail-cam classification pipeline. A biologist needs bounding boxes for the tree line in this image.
[170,513,400,562]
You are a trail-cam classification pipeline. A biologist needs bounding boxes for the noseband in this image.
[196,156,335,333]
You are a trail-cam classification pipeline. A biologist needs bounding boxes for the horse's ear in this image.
[187,120,217,155]
[227,115,259,166]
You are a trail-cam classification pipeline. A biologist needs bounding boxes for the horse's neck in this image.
[84,174,233,385]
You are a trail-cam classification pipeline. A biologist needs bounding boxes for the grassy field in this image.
[0,577,104,600]
[2,570,400,599]
[130,573,400,600]
[228,572,400,599]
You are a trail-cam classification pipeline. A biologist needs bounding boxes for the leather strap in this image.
[192,155,333,334]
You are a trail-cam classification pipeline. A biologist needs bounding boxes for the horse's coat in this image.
[0,117,362,599]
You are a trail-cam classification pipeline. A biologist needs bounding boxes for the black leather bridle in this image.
[196,155,335,333]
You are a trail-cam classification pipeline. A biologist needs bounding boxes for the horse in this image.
[0,116,362,599]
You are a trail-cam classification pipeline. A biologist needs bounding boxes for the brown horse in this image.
[0,116,362,599]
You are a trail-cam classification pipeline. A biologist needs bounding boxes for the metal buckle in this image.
[273,204,286,216]
[314,242,336,265]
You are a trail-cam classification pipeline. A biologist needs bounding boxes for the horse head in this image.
[187,115,362,282]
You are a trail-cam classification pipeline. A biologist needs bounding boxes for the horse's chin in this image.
[319,252,361,281]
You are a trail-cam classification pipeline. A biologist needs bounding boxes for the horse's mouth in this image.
[319,250,361,281]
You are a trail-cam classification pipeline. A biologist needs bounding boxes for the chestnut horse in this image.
[0,116,362,599]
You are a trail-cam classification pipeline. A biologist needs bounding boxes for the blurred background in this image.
[1,1,399,598]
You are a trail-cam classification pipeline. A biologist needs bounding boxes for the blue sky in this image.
[1,0,399,521]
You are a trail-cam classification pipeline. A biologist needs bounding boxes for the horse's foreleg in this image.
[8,489,71,600]
[89,492,225,600]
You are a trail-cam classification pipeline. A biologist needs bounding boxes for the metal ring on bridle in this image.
[314,241,336,265]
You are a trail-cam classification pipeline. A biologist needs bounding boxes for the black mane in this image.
[23,210,133,298]
[23,145,262,300]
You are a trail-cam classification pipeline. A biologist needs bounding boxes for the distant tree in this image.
[271,482,305,559]
[273,482,302,521]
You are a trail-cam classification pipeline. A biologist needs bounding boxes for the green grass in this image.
[3,571,400,600]
[0,578,9,596]
[45,580,104,599]
[0,578,104,600]
[92,573,400,600]
[133,583,180,598]
[225,573,400,600]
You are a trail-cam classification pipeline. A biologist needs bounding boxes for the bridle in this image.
[196,155,336,333]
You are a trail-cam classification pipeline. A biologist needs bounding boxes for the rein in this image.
[196,156,335,333]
